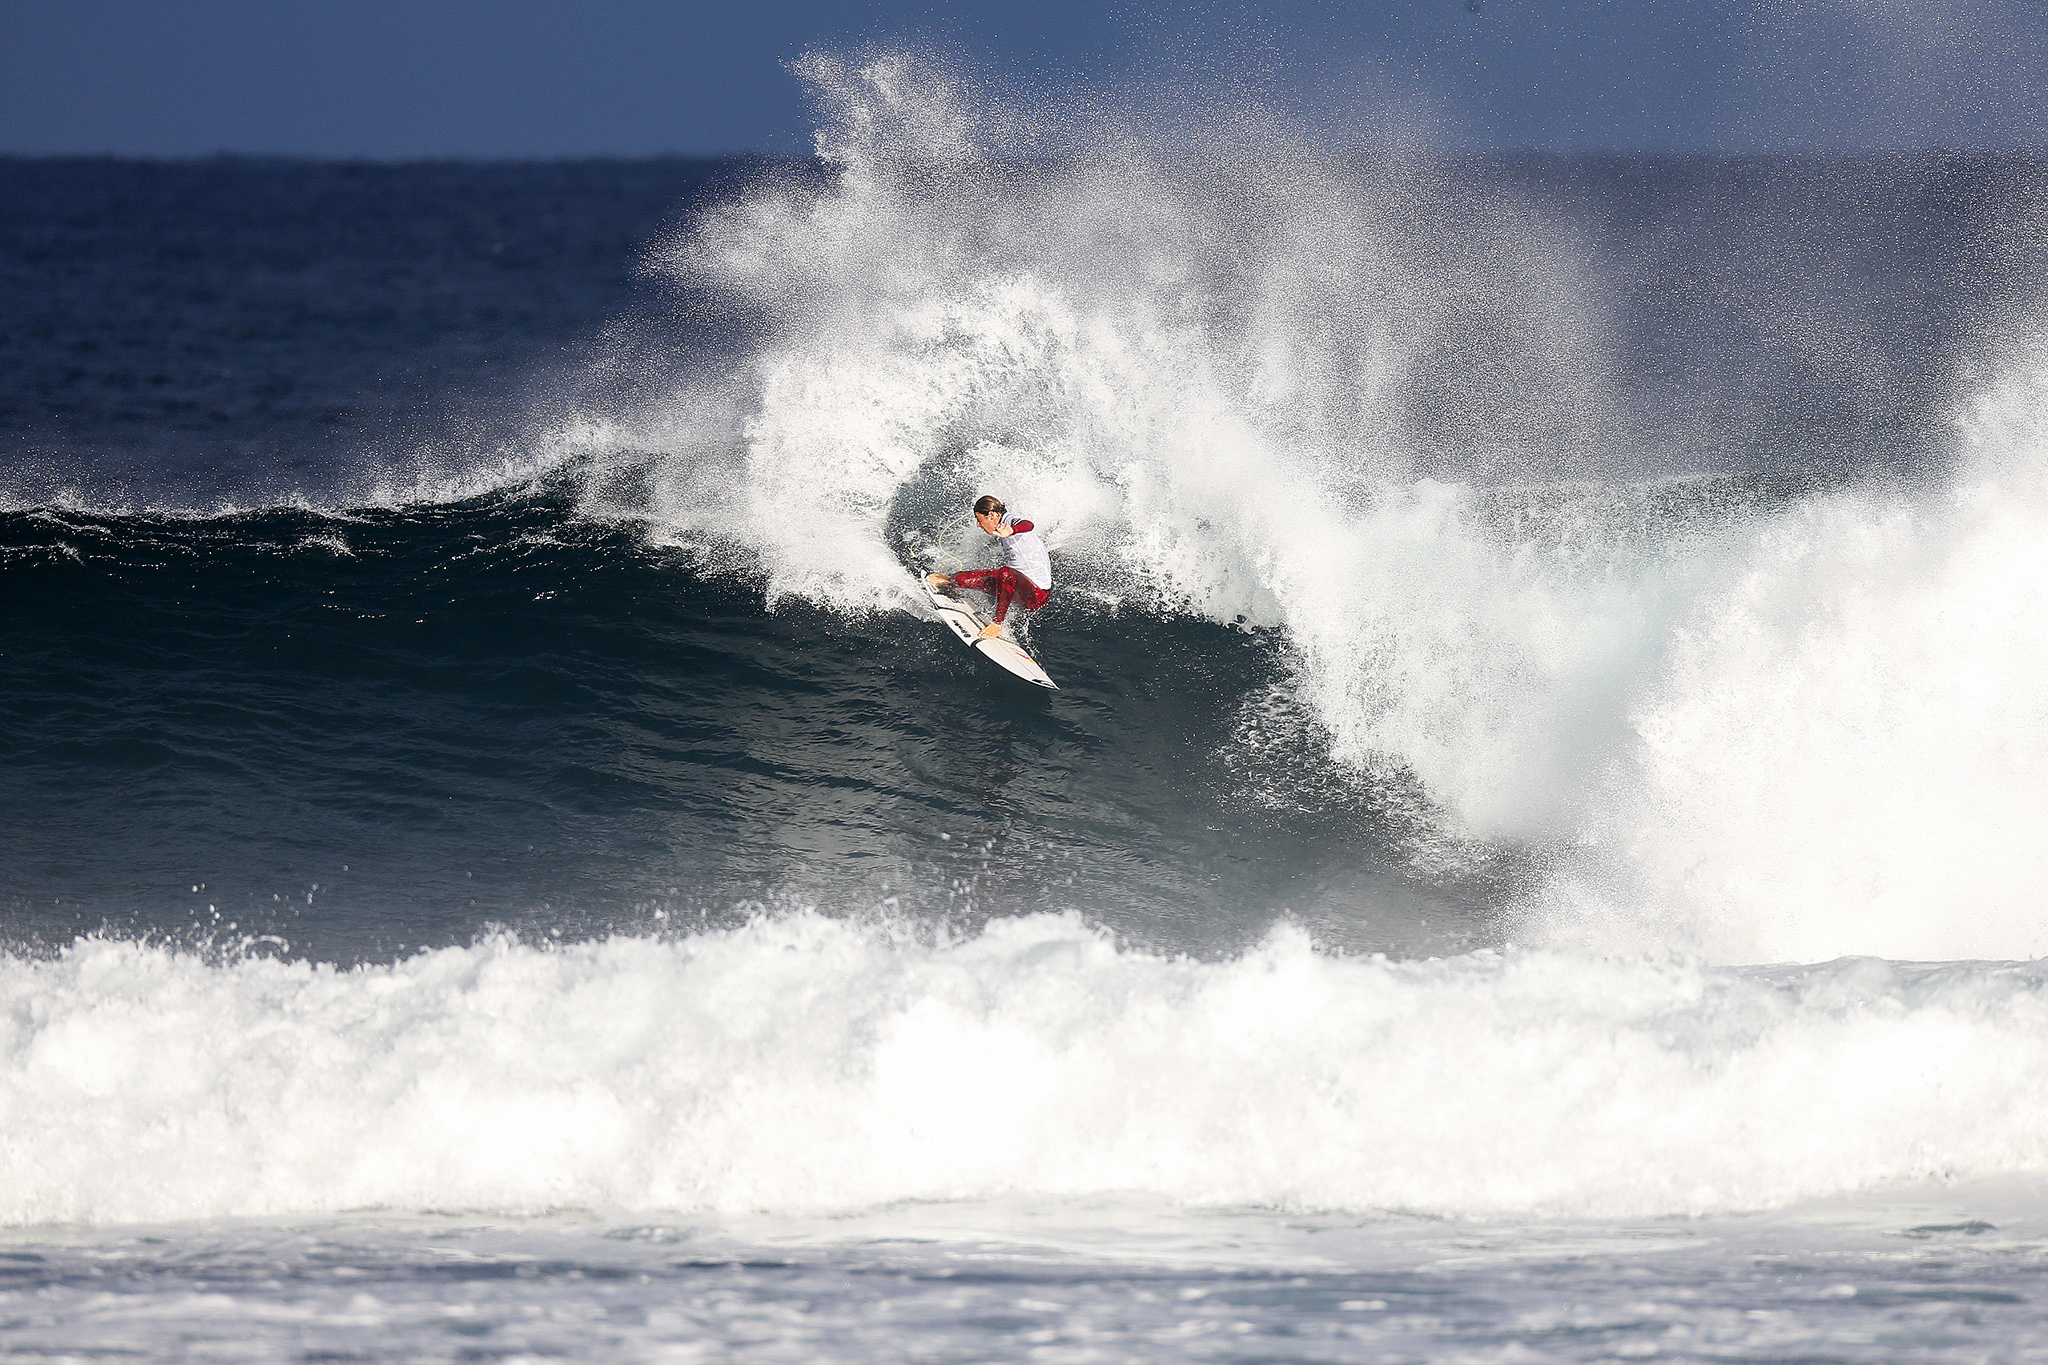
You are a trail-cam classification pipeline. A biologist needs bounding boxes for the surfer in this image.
[926,495,1052,640]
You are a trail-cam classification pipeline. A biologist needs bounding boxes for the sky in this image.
[4,0,2048,158]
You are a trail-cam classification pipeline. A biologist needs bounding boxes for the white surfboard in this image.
[919,574,1058,689]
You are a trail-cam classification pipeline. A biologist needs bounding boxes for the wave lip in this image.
[5,913,2045,1227]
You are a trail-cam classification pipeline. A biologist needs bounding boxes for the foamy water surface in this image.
[10,47,2048,1365]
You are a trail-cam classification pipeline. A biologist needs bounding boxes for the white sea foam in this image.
[1544,349,2048,962]
[5,913,2048,1227]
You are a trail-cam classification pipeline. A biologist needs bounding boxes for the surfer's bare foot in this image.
[926,573,952,588]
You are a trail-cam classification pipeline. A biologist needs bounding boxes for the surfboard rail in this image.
[919,574,1058,689]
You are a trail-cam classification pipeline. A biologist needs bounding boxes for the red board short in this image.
[950,567,1049,624]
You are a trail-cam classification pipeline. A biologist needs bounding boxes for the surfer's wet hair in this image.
[973,495,1006,518]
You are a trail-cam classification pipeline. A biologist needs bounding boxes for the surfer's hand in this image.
[976,622,1003,640]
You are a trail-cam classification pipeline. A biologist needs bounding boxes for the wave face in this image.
[10,915,2048,1225]
[10,58,2048,1236]
[1,490,1492,964]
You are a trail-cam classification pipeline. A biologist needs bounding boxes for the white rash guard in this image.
[1001,519,1053,590]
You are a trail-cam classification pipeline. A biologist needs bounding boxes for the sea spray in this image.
[618,52,1627,603]
[608,53,1695,840]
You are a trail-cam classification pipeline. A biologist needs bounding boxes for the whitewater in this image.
[9,49,2048,1363]
[11,917,2048,1225]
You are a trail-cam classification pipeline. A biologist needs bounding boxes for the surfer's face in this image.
[975,510,1003,534]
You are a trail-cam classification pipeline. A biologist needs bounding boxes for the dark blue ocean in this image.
[9,60,2048,1362]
